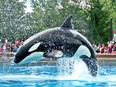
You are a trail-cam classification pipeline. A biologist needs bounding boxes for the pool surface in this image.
[0,60,116,87]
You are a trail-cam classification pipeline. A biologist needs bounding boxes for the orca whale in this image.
[14,15,98,77]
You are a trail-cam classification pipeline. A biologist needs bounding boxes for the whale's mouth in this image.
[15,52,44,64]
[14,53,28,64]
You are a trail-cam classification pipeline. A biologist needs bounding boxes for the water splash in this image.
[57,58,94,80]
[0,60,116,87]
[57,58,75,76]
[56,57,113,82]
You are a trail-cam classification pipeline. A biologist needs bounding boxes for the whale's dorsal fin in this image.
[61,15,73,29]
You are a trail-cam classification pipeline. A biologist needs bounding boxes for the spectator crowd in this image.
[0,37,116,56]
[0,37,23,56]
[93,41,116,54]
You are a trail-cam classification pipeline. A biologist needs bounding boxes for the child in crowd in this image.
[107,41,113,53]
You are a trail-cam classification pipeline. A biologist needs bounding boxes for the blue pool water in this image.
[0,60,116,87]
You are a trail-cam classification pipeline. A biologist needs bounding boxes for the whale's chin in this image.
[15,52,44,64]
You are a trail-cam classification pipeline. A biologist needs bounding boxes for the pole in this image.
[110,18,113,41]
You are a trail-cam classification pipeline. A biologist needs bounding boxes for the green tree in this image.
[0,0,33,41]
[20,0,115,44]
[85,0,112,44]
[30,0,91,37]
[110,0,116,31]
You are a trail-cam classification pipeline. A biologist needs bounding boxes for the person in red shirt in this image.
[100,44,105,53]
[108,41,113,53]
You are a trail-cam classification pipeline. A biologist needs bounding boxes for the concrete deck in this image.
[96,53,116,62]
[0,53,116,63]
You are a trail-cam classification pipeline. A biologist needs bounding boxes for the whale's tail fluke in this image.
[80,55,98,77]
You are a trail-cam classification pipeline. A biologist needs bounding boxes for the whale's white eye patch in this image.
[28,42,41,52]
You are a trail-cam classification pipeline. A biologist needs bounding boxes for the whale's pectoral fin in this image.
[80,55,98,77]
[44,50,63,58]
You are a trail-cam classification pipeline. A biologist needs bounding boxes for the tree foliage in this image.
[31,0,92,38]
[0,0,115,44]
[30,0,116,44]
[84,0,111,44]
[0,0,34,41]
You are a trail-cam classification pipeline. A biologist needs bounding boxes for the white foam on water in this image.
[0,75,56,81]
[1,74,116,82]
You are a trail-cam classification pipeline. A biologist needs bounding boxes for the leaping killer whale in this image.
[14,15,98,77]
